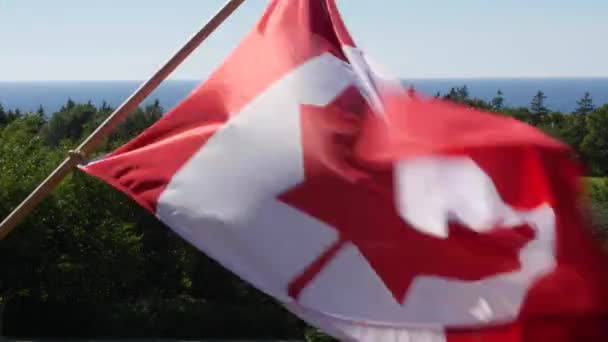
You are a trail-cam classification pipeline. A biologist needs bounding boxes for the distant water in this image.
[0,80,198,114]
[406,78,608,113]
[1,78,608,114]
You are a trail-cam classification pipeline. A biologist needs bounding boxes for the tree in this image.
[530,91,548,125]
[559,114,587,153]
[463,98,492,111]
[491,90,505,111]
[457,85,469,100]
[575,92,595,115]
[530,91,548,114]
[0,114,61,334]
[4,97,608,339]
[0,112,149,327]
[35,105,45,119]
[61,98,76,111]
[445,85,470,103]
[446,87,457,99]
[581,104,608,175]
[0,103,6,126]
[145,99,164,119]
[43,103,97,146]
[0,101,305,339]
[100,100,112,114]
[107,102,163,147]
[5,110,17,123]
[439,85,492,110]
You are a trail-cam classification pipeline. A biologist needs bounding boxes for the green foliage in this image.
[107,99,163,149]
[36,105,45,117]
[491,90,505,111]
[581,104,608,175]
[536,112,584,149]
[304,327,337,342]
[531,90,549,114]
[42,102,97,146]
[4,298,303,339]
[560,114,587,153]
[584,178,608,249]
[2,92,608,339]
[0,101,308,339]
[575,92,595,115]
[444,85,470,103]
[0,103,5,126]
[0,104,20,127]
[499,106,533,123]
[530,90,549,125]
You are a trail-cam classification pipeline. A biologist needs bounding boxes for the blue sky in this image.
[1,0,607,80]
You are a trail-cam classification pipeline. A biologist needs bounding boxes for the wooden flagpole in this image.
[0,0,246,240]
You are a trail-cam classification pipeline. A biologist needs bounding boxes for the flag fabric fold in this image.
[81,1,608,341]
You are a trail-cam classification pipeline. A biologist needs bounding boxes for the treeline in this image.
[435,86,608,250]
[433,86,607,175]
[0,100,315,340]
[0,89,607,340]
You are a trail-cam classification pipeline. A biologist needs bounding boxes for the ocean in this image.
[1,78,608,114]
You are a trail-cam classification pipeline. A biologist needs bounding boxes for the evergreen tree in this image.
[445,86,470,103]
[530,91,548,125]
[457,85,469,100]
[36,105,45,117]
[61,98,76,111]
[491,90,505,111]
[446,87,459,100]
[3,109,20,124]
[575,92,595,115]
[531,91,548,114]
[0,103,6,126]
[145,99,164,119]
[100,100,112,113]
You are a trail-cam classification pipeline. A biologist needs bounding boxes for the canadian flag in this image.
[81,1,608,341]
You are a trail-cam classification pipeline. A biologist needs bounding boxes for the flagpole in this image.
[0,0,247,240]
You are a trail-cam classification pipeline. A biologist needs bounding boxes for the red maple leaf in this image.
[280,86,535,303]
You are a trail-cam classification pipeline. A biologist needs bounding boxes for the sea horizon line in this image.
[3,76,608,83]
